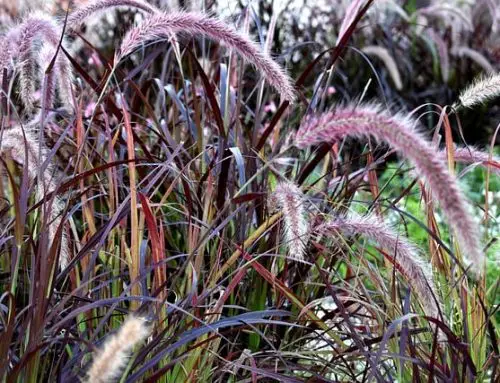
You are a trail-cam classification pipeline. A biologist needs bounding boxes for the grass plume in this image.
[65,0,159,32]
[454,72,500,109]
[444,146,500,175]
[451,46,495,75]
[0,122,69,268]
[0,12,73,111]
[116,11,296,102]
[295,103,484,276]
[269,181,309,260]
[85,315,151,383]
[317,214,443,322]
[362,45,403,90]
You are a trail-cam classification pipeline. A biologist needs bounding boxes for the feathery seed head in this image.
[85,315,151,383]
[17,13,60,111]
[270,181,309,260]
[0,121,69,268]
[443,146,500,176]
[451,46,495,74]
[296,103,484,276]
[38,42,57,111]
[317,214,443,323]
[0,12,73,111]
[455,73,500,109]
[116,11,296,103]
[65,0,159,33]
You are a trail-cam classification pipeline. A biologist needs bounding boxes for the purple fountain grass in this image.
[295,103,484,276]
[269,181,309,260]
[16,12,61,111]
[0,122,69,268]
[442,146,500,176]
[116,11,296,103]
[0,19,23,72]
[38,40,73,112]
[451,46,495,75]
[454,72,500,109]
[85,315,151,383]
[65,0,159,33]
[317,214,443,321]
[0,12,73,111]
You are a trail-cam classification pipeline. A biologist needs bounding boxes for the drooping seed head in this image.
[65,0,159,33]
[0,120,69,268]
[362,45,403,90]
[442,146,500,176]
[0,12,73,111]
[116,11,296,103]
[296,103,484,276]
[317,214,443,323]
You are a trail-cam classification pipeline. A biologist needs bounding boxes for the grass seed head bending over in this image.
[317,214,443,322]
[442,146,500,176]
[295,103,484,276]
[0,123,69,268]
[65,0,159,32]
[362,45,403,90]
[1,12,73,111]
[116,11,296,103]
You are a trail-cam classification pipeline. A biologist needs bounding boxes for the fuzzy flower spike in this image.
[269,181,309,260]
[0,122,69,268]
[442,146,500,176]
[0,12,73,112]
[65,0,159,32]
[85,315,151,383]
[317,214,443,322]
[454,72,500,109]
[296,103,484,276]
[116,11,296,103]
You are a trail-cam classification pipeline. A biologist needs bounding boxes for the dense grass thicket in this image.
[0,0,498,382]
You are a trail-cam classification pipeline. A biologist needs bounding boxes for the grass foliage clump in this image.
[0,0,498,382]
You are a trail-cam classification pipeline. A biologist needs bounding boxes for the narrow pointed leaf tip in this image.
[295,103,484,276]
[85,315,151,383]
[269,181,308,260]
[116,11,296,103]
